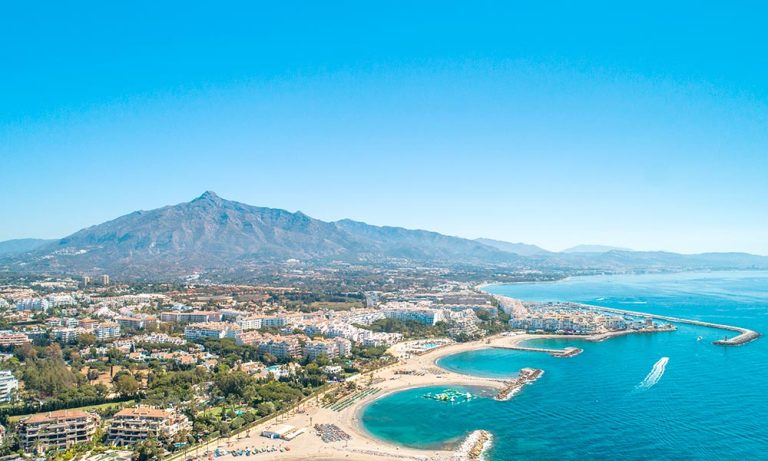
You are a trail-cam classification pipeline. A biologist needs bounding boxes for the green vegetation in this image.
[359,318,451,338]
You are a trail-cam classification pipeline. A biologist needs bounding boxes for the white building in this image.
[236,316,263,331]
[0,370,18,402]
[184,322,238,340]
[15,298,50,312]
[303,339,339,360]
[95,322,121,340]
[335,337,352,357]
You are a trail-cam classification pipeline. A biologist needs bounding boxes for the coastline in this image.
[207,330,660,461]
[200,282,762,461]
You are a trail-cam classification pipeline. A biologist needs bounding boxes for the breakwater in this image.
[579,304,760,346]
[495,368,543,401]
[453,430,492,461]
[496,343,583,357]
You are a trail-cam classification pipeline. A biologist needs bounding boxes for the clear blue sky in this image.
[2,2,767,254]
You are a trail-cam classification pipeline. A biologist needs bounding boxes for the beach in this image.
[203,331,644,461]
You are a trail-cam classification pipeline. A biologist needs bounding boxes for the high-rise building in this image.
[101,275,110,286]
[82,276,91,287]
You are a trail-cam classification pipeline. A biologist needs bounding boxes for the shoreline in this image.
[206,329,666,461]
[202,283,763,461]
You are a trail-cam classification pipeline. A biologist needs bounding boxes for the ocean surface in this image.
[361,271,768,460]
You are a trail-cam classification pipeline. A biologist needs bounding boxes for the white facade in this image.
[0,371,18,402]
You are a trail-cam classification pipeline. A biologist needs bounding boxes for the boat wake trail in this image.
[637,357,669,390]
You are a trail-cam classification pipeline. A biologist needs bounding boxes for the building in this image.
[101,275,110,286]
[51,327,80,343]
[236,316,263,331]
[95,322,121,340]
[116,316,158,330]
[160,311,222,324]
[384,309,447,325]
[82,275,91,287]
[0,330,31,347]
[260,315,287,328]
[15,298,50,312]
[107,407,190,446]
[260,424,304,440]
[303,339,339,360]
[0,370,18,402]
[236,332,301,359]
[18,410,100,451]
[78,318,99,331]
[335,337,352,357]
[48,295,77,308]
[184,322,237,340]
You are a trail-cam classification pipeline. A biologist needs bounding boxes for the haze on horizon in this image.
[2,2,767,255]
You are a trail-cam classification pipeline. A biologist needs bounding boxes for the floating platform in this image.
[423,389,475,403]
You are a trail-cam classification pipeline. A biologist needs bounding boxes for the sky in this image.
[2,2,767,254]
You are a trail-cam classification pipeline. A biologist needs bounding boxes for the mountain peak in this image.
[193,191,223,203]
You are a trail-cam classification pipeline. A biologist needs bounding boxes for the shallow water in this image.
[361,271,768,460]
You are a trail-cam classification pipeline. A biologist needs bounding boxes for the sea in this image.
[361,271,768,460]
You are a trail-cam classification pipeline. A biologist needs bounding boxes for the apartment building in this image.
[160,311,222,323]
[0,331,31,347]
[303,339,339,360]
[115,316,158,330]
[18,410,100,451]
[0,370,18,402]
[15,298,50,312]
[184,322,238,340]
[95,322,121,340]
[107,407,190,446]
[235,332,301,359]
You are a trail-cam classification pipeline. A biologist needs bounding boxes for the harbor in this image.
[578,304,760,346]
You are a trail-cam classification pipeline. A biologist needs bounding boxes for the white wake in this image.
[637,357,669,390]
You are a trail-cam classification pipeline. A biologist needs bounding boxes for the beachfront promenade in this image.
[579,304,760,345]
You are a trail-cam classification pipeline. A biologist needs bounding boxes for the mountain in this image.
[336,220,512,262]
[7,192,518,275]
[3,192,768,278]
[0,238,56,255]
[562,244,633,253]
[474,238,551,256]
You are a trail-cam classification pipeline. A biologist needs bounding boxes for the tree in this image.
[114,373,140,396]
[77,333,97,347]
[132,440,163,461]
[87,368,100,381]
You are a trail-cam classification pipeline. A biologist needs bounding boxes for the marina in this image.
[578,304,760,346]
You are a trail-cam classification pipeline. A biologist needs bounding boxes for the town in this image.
[0,273,665,461]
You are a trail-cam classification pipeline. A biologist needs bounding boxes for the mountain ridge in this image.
[3,192,768,278]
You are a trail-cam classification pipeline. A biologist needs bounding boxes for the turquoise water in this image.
[361,271,768,460]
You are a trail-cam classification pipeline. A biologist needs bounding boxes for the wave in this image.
[637,357,669,390]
